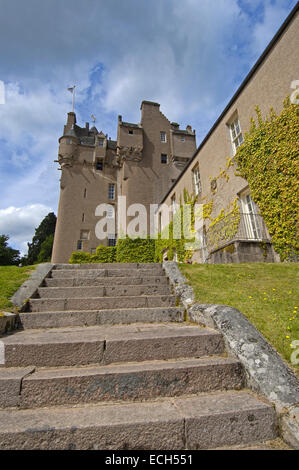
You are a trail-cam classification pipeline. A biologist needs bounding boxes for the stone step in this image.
[51,267,165,279]
[12,357,244,409]
[18,307,185,329]
[44,275,169,288]
[28,295,177,312]
[0,323,224,367]
[0,391,277,449]
[37,285,172,299]
[53,263,161,270]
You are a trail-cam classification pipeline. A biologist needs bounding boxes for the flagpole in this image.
[72,86,76,113]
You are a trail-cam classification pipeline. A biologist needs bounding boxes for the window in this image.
[108,184,115,200]
[66,139,72,145]
[160,131,166,143]
[96,160,103,171]
[180,137,185,142]
[128,130,133,135]
[240,191,261,240]
[108,234,117,246]
[80,230,90,240]
[82,213,85,222]
[229,117,243,155]
[161,154,167,164]
[83,188,87,199]
[192,166,201,196]
[77,240,82,250]
[98,139,104,147]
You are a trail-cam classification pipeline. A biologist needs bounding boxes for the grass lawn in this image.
[180,263,299,374]
[0,265,36,313]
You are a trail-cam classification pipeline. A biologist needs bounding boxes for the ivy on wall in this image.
[234,98,299,260]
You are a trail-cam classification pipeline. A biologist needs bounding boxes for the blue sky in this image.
[0,0,296,254]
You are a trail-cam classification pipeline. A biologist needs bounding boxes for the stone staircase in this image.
[0,263,277,450]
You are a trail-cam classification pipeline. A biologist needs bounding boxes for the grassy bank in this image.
[180,263,299,374]
[0,265,35,312]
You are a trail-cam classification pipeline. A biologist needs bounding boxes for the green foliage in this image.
[27,212,56,264]
[95,245,117,263]
[116,237,155,263]
[69,251,92,264]
[0,265,35,311]
[37,234,54,263]
[0,235,20,266]
[235,98,299,260]
[155,191,197,263]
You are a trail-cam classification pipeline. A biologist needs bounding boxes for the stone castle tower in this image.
[51,101,196,263]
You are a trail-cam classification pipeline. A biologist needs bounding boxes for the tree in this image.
[27,212,56,264]
[37,234,54,263]
[0,235,20,266]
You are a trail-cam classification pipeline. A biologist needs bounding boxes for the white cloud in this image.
[0,204,53,255]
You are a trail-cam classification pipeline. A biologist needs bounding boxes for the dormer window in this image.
[98,139,104,147]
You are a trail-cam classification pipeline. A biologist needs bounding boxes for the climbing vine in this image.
[234,97,299,260]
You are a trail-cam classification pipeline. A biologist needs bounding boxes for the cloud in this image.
[0,0,295,256]
[0,204,53,254]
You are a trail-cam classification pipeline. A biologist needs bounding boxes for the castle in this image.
[51,101,196,263]
[52,4,299,264]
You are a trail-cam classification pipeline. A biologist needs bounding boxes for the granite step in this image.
[50,268,165,279]
[28,295,177,312]
[17,307,185,329]
[0,391,277,449]
[10,357,244,408]
[0,323,224,367]
[44,275,169,288]
[53,263,161,270]
[36,285,172,299]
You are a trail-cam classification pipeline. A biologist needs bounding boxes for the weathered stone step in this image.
[37,285,172,299]
[0,391,276,449]
[53,263,161,270]
[18,307,185,329]
[28,295,176,312]
[14,357,244,408]
[51,267,164,279]
[44,275,168,287]
[0,323,224,367]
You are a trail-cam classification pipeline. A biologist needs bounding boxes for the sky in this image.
[0,0,296,255]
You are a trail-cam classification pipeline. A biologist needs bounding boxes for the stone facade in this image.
[52,102,196,263]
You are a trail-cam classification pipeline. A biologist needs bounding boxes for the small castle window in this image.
[98,139,104,147]
[229,116,243,155]
[96,160,103,171]
[128,130,133,135]
[83,188,87,199]
[161,154,167,164]
[160,132,166,143]
[108,184,115,200]
[82,213,85,222]
[192,166,201,196]
[181,137,185,142]
[77,240,82,250]
[66,139,72,145]
[80,230,90,240]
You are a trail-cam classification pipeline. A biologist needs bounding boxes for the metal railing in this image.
[206,212,270,254]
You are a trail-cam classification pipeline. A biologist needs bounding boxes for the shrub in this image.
[69,251,92,264]
[95,245,117,263]
[116,237,155,263]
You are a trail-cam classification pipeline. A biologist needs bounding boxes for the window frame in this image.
[108,184,115,200]
[161,154,167,164]
[160,131,167,143]
[229,117,243,155]
[192,165,201,196]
